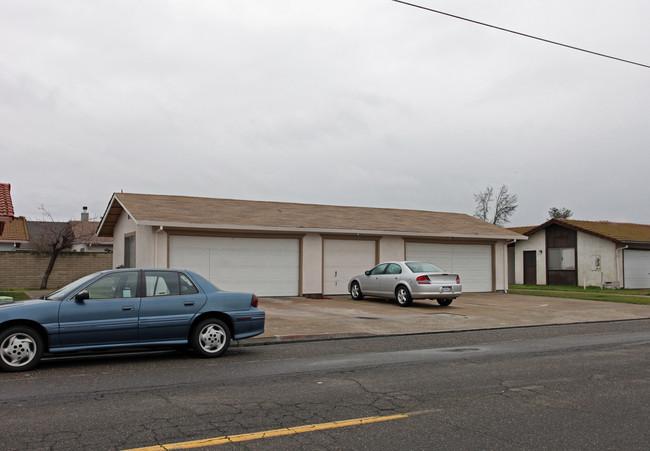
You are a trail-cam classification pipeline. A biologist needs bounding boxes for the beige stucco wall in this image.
[112,211,134,268]
[494,242,508,292]
[513,231,546,285]
[111,220,513,295]
[301,233,323,295]
[379,236,404,262]
[576,231,618,287]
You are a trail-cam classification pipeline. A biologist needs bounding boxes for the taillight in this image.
[456,275,460,285]
[416,275,431,284]
[251,295,259,308]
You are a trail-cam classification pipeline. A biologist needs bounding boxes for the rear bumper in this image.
[231,308,265,339]
[411,284,462,299]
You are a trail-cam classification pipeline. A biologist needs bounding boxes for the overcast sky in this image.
[2,0,649,227]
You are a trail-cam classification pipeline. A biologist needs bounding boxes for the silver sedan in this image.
[348,261,462,307]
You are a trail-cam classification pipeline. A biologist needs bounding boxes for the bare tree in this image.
[30,207,95,289]
[548,207,573,219]
[473,185,518,227]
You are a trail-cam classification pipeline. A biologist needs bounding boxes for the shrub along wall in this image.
[0,252,113,289]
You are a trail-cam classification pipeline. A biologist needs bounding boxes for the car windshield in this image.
[44,272,100,301]
[406,262,443,273]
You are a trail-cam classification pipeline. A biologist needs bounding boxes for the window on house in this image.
[124,235,135,268]
[547,248,575,270]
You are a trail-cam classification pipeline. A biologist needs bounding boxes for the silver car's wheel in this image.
[350,282,364,300]
[191,318,231,358]
[396,286,412,307]
[437,299,453,307]
[0,326,44,372]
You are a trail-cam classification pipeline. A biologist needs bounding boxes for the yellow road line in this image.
[124,412,411,450]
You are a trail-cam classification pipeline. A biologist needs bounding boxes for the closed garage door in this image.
[406,242,492,292]
[323,239,376,295]
[624,249,650,289]
[169,236,299,296]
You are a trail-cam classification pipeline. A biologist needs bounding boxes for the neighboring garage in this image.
[406,242,493,292]
[169,236,300,296]
[97,192,525,296]
[624,249,650,289]
[323,238,376,295]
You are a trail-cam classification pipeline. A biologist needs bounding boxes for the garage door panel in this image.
[170,236,299,296]
[406,243,492,292]
[323,240,376,295]
[624,250,650,289]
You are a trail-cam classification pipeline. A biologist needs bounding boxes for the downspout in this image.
[505,239,517,293]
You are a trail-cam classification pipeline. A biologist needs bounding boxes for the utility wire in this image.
[393,0,650,69]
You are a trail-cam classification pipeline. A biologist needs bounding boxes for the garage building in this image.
[97,193,524,296]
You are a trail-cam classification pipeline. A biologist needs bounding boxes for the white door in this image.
[406,242,492,292]
[323,239,376,295]
[169,236,299,296]
[624,250,650,289]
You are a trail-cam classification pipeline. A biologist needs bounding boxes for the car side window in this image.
[369,263,388,275]
[85,272,139,299]
[180,273,199,295]
[145,271,180,296]
[144,271,199,296]
[386,264,402,275]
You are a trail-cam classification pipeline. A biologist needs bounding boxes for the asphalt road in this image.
[1,320,649,450]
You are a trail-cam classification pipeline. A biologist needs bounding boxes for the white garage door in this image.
[624,249,650,289]
[323,239,376,295]
[169,236,299,296]
[406,242,492,292]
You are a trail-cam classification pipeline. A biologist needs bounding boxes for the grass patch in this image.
[513,285,650,296]
[509,288,650,305]
[0,291,30,301]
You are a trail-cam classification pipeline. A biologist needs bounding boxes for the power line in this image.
[393,0,650,69]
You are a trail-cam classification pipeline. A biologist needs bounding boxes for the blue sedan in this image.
[0,269,265,372]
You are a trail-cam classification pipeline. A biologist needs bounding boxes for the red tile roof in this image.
[0,216,29,242]
[0,183,14,219]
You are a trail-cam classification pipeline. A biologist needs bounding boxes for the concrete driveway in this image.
[252,292,650,343]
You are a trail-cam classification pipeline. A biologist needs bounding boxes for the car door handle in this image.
[184,301,195,306]
[122,306,134,311]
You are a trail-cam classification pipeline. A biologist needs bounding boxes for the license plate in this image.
[442,286,452,293]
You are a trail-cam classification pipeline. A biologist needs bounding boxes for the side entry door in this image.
[58,271,141,347]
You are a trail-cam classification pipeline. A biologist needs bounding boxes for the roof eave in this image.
[137,220,526,241]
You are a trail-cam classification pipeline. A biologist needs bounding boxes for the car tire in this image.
[350,282,364,300]
[191,318,231,358]
[0,325,44,372]
[395,286,412,307]
[437,299,453,307]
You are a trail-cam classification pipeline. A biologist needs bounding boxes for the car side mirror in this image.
[365,270,371,276]
[75,290,90,302]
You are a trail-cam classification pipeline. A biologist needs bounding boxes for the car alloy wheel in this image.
[396,286,412,307]
[192,318,231,358]
[0,326,44,372]
[350,282,364,300]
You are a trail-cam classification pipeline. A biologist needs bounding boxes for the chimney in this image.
[81,206,89,221]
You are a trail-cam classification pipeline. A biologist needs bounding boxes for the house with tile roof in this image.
[0,183,15,236]
[508,219,650,289]
[0,216,29,250]
[97,192,525,297]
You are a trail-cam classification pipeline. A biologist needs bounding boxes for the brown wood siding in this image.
[546,225,577,286]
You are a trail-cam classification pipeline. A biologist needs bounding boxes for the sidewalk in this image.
[249,292,650,344]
